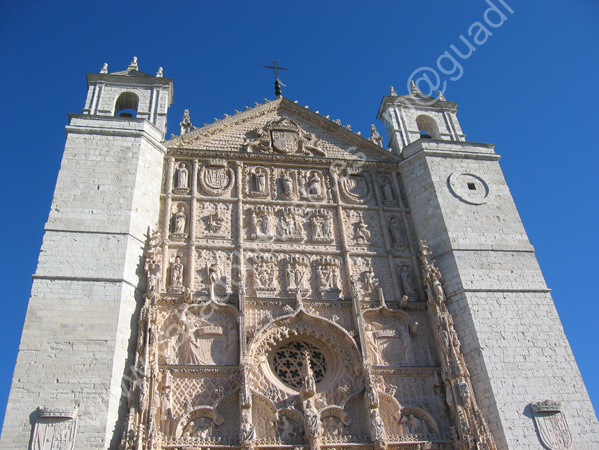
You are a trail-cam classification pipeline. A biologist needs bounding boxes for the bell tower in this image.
[378,85,599,448]
[0,58,172,449]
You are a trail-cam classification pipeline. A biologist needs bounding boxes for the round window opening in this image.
[271,341,327,389]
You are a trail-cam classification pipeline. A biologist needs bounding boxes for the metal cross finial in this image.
[263,59,288,79]
[262,59,289,96]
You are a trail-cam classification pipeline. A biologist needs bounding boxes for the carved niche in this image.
[388,216,409,252]
[173,161,191,195]
[249,253,277,296]
[164,304,239,366]
[167,253,186,294]
[31,406,78,450]
[249,206,274,241]
[199,159,235,196]
[316,256,341,299]
[285,255,310,296]
[170,203,189,241]
[379,176,398,207]
[364,310,418,366]
[309,209,334,243]
[277,207,305,241]
[247,166,270,198]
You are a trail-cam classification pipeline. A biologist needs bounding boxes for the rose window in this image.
[272,341,327,389]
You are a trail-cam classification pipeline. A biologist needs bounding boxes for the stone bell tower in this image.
[0,58,172,449]
[378,85,599,449]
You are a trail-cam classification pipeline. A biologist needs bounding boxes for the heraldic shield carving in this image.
[531,400,573,450]
[31,407,78,450]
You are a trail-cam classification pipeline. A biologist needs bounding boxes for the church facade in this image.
[1,59,597,450]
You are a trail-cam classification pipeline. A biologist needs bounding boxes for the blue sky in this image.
[0,0,597,427]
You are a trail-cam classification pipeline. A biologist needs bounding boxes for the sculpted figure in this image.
[381,178,394,201]
[174,206,186,234]
[241,409,256,442]
[254,167,266,192]
[304,399,321,437]
[389,217,406,248]
[282,171,294,197]
[311,215,324,239]
[308,172,322,196]
[365,323,382,365]
[355,217,370,244]
[208,263,220,299]
[322,216,331,238]
[176,163,188,189]
[278,416,298,440]
[364,266,379,292]
[369,124,383,146]
[171,257,184,287]
[399,265,416,295]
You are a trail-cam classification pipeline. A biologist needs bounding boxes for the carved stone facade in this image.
[118,97,496,450]
[2,60,597,450]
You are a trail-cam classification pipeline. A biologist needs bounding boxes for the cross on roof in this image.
[262,59,288,79]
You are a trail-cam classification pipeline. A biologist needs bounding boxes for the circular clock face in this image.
[448,172,492,205]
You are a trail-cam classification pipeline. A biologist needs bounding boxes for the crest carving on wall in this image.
[531,400,573,450]
[244,117,326,156]
[31,406,78,450]
[199,159,235,196]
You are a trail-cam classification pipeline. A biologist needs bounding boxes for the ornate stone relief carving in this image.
[249,206,274,240]
[364,311,417,367]
[249,253,277,295]
[278,207,305,241]
[309,209,334,243]
[280,169,297,200]
[250,166,269,198]
[339,171,372,204]
[420,240,497,450]
[354,213,371,245]
[199,159,235,196]
[285,255,310,296]
[316,256,341,299]
[244,117,325,156]
[203,203,228,236]
[145,229,162,297]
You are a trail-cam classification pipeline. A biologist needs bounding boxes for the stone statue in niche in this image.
[286,256,310,295]
[178,309,238,365]
[306,171,325,201]
[250,253,276,294]
[278,416,301,441]
[240,409,256,443]
[254,167,267,192]
[399,414,427,436]
[160,384,174,435]
[207,262,220,300]
[279,208,304,241]
[316,256,341,298]
[249,206,273,240]
[208,207,226,235]
[168,256,185,293]
[322,416,347,437]
[304,398,321,440]
[310,210,333,243]
[174,162,189,193]
[281,171,295,199]
[354,215,370,244]
[364,266,380,293]
[389,216,408,251]
[171,206,187,240]
[366,320,415,366]
[381,178,397,206]
[182,417,214,439]
[399,265,416,296]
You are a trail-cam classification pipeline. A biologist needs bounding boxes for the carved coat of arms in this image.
[31,407,78,450]
[198,159,235,196]
[244,117,325,156]
[531,401,573,450]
